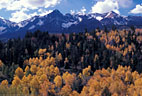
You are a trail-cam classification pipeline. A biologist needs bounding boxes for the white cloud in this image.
[38,9,53,16]
[10,10,30,23]
[0,0,61,11]
[70,7,87,15]
[130,4,142,14]
[10,8,53,23]
[94,0,133,8]
[80,7,86,15]
[70,10,75,15]
[9,10,39,23]
[76,7,87,15]
[5,0,60,22]
[0,0,12,10]
[91,0,119,14]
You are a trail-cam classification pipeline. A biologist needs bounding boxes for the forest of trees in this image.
[0,28,142,95]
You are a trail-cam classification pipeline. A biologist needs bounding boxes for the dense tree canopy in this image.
[0,28,141,95]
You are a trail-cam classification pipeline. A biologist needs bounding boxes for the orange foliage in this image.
[15,67,24,79]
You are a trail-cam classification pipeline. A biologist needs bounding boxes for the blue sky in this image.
[0,0,141,23]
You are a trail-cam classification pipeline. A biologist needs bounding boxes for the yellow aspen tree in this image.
[24,66,30,75]
[64,57,69,64]
[21,75,29,87]
[30,65,37,74]
[30,76,40,95]
[23,60,29,65]
[56,53,62,62]
[132,71,139,81]
[49,65,55,76]
[54,67,60,76]
[36,68,44,76]
[50,57,56,65]
[65,73,75,86]
[15,67,24,79]
[30,76,40,89]
[12,76,21,87]
[38,49,47,55]
[62,72,76,87]
[23,87,29,95]
[34,57,39,65]
[62,72,69,81]
[27,74,32,81]
[25,66,30,72]
[69,91,79,96]
[54,75,62,88]
[1,80,8,87]
[39,74,48,84]
[39,81,48,96]
[80,86,89,96]
[66,42,70,49]
[0,60,3,68]
[82,66,91,76]
[94,54,99,63]
[125,70,132,82]
[59,84,72,96]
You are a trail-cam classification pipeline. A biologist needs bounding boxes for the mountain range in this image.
[0,9,142,40]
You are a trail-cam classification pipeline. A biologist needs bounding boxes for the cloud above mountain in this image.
[91,0,133,14]
[0,0,61,11]
[0,0,141,23]
[0,0,60,22]
[91,0,119,14]
[130,4,142,14]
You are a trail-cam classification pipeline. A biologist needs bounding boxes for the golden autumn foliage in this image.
[69,91,80,96]
[56,53,63,62]
[79,65,142,96]
[15,67,24,79]
[30,65,37,74]
[30,76,40,89]
[1,80,8,87]
[59,84,72,96]
[38,48,47,55]
[82,66,91,76]
[1,61,142,96]
[25,66,30,72]
[64,57,69,63]
[39,74,48,84]
[23,87,29,95]
[0,60,3,67]
[66,42,70,49]
[62,72,76,86]
[54,75,62,88]
[1,47,142,96]
[12,76,21,87]
[54,67,60,76]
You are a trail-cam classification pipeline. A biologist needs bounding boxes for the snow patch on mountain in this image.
[0,26,6,31]
[96,16,103,21]
[18,22,28,28]
[105,11,119,18]
[29,25,35,30]
[78,17,82,22]
[30,17,36,22]
[62,21,78,28]
[37,20,44,26]
[88,15,96,19]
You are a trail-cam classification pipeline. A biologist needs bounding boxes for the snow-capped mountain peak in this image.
[48,9,63,17]
[0,9,142,40]
[105,11,119,18]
